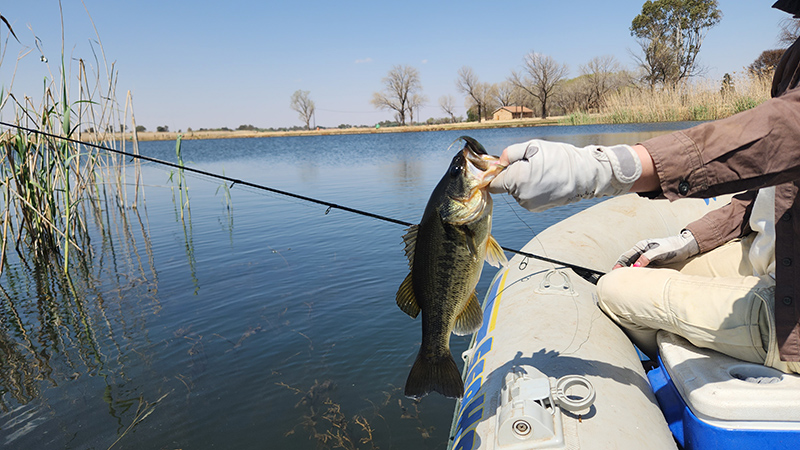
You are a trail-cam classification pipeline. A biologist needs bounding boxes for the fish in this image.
[396,136,507,399]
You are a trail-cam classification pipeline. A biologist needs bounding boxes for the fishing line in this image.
[0,121,606,283]
[499,191,603,284]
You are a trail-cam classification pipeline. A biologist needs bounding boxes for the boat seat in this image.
[656,330,800,426]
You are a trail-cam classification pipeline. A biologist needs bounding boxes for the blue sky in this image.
[0,1,790,131]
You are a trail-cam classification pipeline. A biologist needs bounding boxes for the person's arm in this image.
[491,87,800,212]
[641,87,800,200]
[683,191,756,253]
[604,144,754,268]
[629,144,659,193]
[614,191,756,268]
[488,141,643,212]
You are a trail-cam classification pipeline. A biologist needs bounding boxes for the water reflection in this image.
[390,158,425,190]
[0,196,159,446]
[0,123,699,449]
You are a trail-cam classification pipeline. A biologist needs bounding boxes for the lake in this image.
[0,122,696,449]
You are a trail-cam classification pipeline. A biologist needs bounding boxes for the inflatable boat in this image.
[448,194,800,450]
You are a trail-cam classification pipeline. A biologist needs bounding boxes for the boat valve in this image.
[496,365,595,449]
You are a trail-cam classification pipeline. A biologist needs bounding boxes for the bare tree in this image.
[407,93,427,125]
[509,52,569,118]
[456,67,494,122]
[494,81,527,107]
[371,65,424,126]
[476,82,499,120]
[580,55,627,111]
[439,94,458,123]
[631,27,680,88]
[554,78,592,114]
[779,17,800,47]
[290,90,315,129]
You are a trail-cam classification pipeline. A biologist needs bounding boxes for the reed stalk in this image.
[0,7,143,274]
[599,73,772,124]
[175,134,190,220]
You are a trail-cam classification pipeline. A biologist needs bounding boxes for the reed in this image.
[168,134,191,221]
[0,9,143,273]
[558,112,601,126]
[0,204,159,413]
[599,73,772,124]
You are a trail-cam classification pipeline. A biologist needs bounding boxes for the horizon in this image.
[0,1,790,132]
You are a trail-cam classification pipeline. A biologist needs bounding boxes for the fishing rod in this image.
[0,121,606,284]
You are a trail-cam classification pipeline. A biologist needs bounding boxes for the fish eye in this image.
[450,164,462,177]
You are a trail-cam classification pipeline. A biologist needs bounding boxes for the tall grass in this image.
[0,12,165,444]
[168,134,190,221]
[600,74,772,124]
[0,11,143,273]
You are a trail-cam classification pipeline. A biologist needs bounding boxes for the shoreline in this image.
[130,116,570,141]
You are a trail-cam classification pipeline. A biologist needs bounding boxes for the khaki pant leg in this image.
[599,233,800,373]
[664,234,755,278]
[760,295,800,374]
[597,266,773,365]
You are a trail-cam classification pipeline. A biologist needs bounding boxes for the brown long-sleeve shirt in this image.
[639,37,800,361]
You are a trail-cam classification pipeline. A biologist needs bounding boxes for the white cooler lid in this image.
[657,331,800,428]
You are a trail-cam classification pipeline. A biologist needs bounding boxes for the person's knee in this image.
[596,266,675,328]
[597,268,661,358]
[596,267,635,316]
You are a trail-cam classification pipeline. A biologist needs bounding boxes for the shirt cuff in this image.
[640,131,708,200]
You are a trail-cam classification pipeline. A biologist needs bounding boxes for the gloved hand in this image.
[488,139,642,212]
[613,229,700,269]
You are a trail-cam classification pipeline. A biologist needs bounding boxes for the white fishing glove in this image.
[488,139,642,212]
[614,229,700,268]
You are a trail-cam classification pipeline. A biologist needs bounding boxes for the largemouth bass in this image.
[397,136,507,398]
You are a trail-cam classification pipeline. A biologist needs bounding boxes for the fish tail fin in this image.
[404,352,464,399]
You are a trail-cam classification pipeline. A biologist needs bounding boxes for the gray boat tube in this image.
[449,194,732,450]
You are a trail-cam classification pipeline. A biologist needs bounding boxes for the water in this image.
[0,122,697,449]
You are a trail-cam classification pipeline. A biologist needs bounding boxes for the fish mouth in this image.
[441,137,505,225]
[448,136,505,188]
[450,148,504,225]
[464,149,504,188]
[460,136,487,155]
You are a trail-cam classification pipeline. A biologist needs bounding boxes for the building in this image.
[492,106,534,121]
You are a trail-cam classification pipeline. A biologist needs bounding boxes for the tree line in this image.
[285,0,792,128]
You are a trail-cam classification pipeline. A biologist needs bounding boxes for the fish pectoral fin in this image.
[452,291,483,336]
[402,224,419,269]
[396,272,421,318]
[485,234,508,268]
[462,227,479,261]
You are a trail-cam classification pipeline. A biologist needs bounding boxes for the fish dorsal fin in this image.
[453,291,483,336]
[402,224,419,269]
[485,234,508,268]
[396,272,421,318]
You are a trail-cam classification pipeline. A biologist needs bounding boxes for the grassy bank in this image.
[565,74,772,125]
[131,116,567,141]
[132,74,772,142]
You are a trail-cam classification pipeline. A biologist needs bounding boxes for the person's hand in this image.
[488,139,642,212]
[613,229,700,269]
